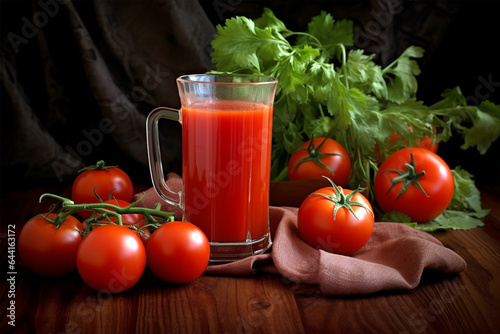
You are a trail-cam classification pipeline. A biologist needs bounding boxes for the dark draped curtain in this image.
[1,0,497,189]
[1,0,215,186]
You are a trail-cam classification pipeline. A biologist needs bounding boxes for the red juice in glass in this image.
[182,100,273,242]
[146,74,277,262]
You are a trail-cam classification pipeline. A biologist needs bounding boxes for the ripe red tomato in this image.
[416,135,439,153]
[288,137,351,187]
[146,222,210,284]
[374,147,454,223]
[72,161,133,218]
[297,184,374,255]
[390,126,439,153]
[18,213,83,276]
[77,224,146,293]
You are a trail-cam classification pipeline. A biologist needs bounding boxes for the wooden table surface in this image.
[1,182,499,334]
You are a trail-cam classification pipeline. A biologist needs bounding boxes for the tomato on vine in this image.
[17,192,173,285]
[288,137,351,187]
[297,178,374,255]
[77,224,146,293]
[18,213,83,276]
[72,160,134,218]
[374,147,454,223]
[146,222,210,284]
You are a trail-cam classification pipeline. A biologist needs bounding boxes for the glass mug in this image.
[146,74,278,263]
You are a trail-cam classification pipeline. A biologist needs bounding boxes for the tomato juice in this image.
[181,100,273,242]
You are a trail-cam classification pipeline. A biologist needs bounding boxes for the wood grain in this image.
[1,184,499,334]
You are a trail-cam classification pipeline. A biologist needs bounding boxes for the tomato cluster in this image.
[292,135,454,255]
[17,161,210,293]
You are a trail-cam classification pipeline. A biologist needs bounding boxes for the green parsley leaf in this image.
[383,46,424,103]
[344,49,387,100]
[211,15,289,72]
[449,167,490,217]
[308,62,337,103]
[421,211,485,231]
[430,88,500,154]
[380,211,413,223]
[254,7,290,34]
[296,11,353,62]
[460,101,500,154]
[374,99,434,160]
[273,45,320,101]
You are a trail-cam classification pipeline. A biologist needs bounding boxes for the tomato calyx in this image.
[291,137,344,177]
[310,177,374,220]
[35,210,67,230]
[77,160,118,173]
[382,147,429,201]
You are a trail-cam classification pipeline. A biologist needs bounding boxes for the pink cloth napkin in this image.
[135,173,466,295]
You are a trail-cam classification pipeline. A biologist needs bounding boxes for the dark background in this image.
[1,0,499,192]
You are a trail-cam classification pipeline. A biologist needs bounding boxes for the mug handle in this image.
[146,107,183,209]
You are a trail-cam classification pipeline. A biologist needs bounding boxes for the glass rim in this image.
[177,73,278,85]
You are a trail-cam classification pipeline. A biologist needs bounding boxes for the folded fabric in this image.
[135,173,466,295]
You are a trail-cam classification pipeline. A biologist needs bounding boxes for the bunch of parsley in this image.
[210,8,500,231]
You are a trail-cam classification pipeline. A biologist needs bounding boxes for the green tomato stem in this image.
[39,193,74,205]
[39,192,175,235]
[77,160,118,173]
